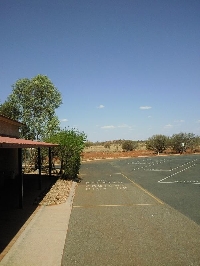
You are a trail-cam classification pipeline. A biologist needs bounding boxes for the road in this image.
[61,155,200,265]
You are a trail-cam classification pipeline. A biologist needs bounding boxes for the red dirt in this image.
[81,150,198,161]
[82,150,155,160]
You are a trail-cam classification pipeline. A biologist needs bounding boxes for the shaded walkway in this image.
[0,174,57,258]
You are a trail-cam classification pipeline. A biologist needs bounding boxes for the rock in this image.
[39,179,73,206]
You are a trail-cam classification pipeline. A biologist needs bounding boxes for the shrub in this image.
[170,132,199,153]
[122,140,138,151]
[47,128,87,179]
[104,142,111,149]
[146,135,169,154]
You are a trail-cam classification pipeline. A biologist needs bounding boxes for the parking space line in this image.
[121,173,164,205]
[73,204,155,208]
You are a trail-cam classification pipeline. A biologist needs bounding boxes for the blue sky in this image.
[1,1,200,142]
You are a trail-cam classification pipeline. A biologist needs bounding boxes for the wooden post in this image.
[49,147,52,178]
[38,147,42,190]
[18,148,23,209]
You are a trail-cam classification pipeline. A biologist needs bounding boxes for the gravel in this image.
[38,178,73,206]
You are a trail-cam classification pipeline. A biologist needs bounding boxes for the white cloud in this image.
[60,118,68,122]
[140,106,152,110]
[101,125,115,129]
[164,124,173,129]
[196,120,200,123]
[97,104,105,109]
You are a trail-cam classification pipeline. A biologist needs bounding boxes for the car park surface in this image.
[62,155,200,265]
[109,154,200,224]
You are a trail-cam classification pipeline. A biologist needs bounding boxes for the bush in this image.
[146,135,169,154]
[47,128,87,179]
[122,140,138,151]
[170,132,199,153]
[104,142,111,149]
[85,141,93,148]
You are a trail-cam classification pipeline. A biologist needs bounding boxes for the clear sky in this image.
[1,1,200,142]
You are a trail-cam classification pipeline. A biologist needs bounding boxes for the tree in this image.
[0,74,62,140]
[0,100,21,119]
[170,132,199,153]
[122,140,138,151]
[47,128,87,179]
[146,134,169,154]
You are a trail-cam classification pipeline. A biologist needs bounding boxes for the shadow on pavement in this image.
[0,174,58,256]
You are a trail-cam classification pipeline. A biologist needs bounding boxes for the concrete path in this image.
[0,182,77,266]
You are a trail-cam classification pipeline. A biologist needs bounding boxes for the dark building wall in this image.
[0,120,20,138]
[0,148,18,186]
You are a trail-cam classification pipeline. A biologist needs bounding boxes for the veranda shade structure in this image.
[0,136,58,208]
[0,136,58,148]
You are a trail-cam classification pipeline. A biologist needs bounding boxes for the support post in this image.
[38,147,42,190]
[49,147,52,178]
[18,148,23,209]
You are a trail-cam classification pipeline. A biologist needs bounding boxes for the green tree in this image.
[47,128,87,179]
[0,100,21,119]
[0,74,62,140]
[170,132,198,153]
[122,140,138,151]
[146,134,169,154]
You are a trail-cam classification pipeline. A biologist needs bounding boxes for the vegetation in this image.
[1,76,200,176]
[1,75,88,179]
[0,74,62,140]
[104,142,111,149]
[145,133,200,154]
[170,132,199,153]
[122,140,138,151]
[85,133,200,155]
[85,141,94,148]
[47,128,87,179]
[146,134,169,154]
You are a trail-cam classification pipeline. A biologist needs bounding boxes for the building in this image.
[0,114,58,208]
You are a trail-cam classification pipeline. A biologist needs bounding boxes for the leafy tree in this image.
[170,132,199,153]
[186,133,200,152]
[0,74,62,140]
[122,140,138,151]
[47,128,87,179]
[0,100,21,119]
[146,134,169,154]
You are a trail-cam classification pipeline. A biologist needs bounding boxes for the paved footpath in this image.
[62,160,200,266]
[0,182,77,266]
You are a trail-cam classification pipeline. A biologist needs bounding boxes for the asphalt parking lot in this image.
[62,154,200,266]
[109,154,200,225]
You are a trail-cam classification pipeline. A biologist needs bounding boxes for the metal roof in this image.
[0,136,58,148]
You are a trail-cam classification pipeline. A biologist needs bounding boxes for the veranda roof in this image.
[0,136,58,148]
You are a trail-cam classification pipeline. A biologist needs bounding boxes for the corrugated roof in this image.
[0,136,58,148]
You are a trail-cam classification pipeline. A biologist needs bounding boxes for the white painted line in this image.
[147,169,171,172]
[158,181,174,184]
[73,204,155,208]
